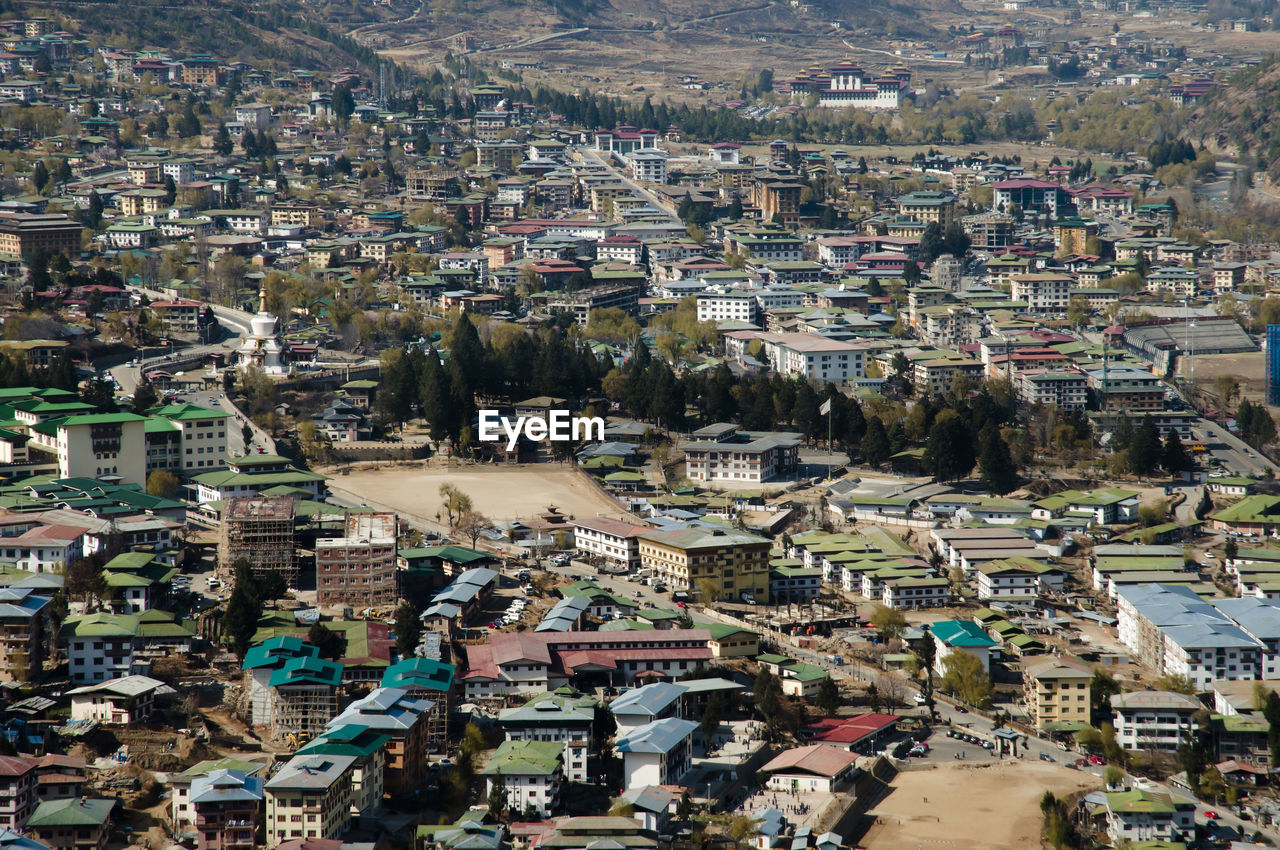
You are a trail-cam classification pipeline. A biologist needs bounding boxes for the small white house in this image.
[69,674,166,723]
[759,744,859,793]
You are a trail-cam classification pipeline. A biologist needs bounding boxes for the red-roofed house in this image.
[759,744,859,792]
[805,713,900,752]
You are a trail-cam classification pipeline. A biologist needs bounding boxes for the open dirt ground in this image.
[1183,351,1267,403]
[330,464,624,524]
[859,761,1098,850]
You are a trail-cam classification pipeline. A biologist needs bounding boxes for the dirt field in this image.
[329,463,625,524]
[1182,351,1267,404]
[859,761,1098,850]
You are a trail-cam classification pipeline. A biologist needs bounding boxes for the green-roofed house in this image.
[637,526,772,603]
[497,687,597,781]
[1211,494,1280,535]
[770,565,821,602]
[703,622,759,658]
[929,620,998,674]
[25,798,116,850]
[193,454,327,503]
[101,551,176,613]
[482,740,564,816]
[1102,789,1194,846]
[148,403,232,474]
[61,610,195,684]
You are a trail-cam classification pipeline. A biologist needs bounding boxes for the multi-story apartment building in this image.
[0,757,36,830]
[24,798,114,850]
[61,611,195,684]
[1086,365,1166,414]
[56,412,148,487]
[1015,369,1088,411]
[0,214,82,260]
[757,334,867,382]
[482,741,563,817]
[696,291,758,324]
[1023,658,1091,732]
[568,518,647,571]
[636,526,771,603]
[315,513,398,608]
[149,404,230,474]
[679,423,800,486]
[1110,690,1201,752]
[325,687,431,796]
[189,769,263,850]
[896,190,956,226]
[1010,273,1073,312]
[264,755,354,847]
[498,689,597,782]
[0,587,47,683]
[913,355,985,398]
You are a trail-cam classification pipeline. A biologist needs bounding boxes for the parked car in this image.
[1039,753,1055,762]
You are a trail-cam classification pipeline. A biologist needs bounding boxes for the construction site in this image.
[218,496,299,587]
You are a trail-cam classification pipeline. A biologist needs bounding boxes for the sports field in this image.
[860,761,1098,850]
[330,464,625,524]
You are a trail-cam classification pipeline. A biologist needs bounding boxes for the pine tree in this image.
[978,426,1018,494]
[1128,415,1163,477]
[861,417,891,466]
[213,123,233,156]
[1162,430,1192,474]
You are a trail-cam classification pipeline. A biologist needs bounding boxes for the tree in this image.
[1091,668,1121,717]
[700,692,723,745]
[1162,430,1192,474]
[307,622,345,661]
[332,85,355,122]
[1264,691,1280,766]
[815,677,841,715]
[65,555,106,605]
[242,129,258,159]
[1154,673,1195,695]
[212,123,233,156]
[439,484,472,527]
[1128,415,1163,477]
[861,416,891,466]
[869,604,907,642]
[223,559,264,660]
[924,414,975,482]
[726,815,762,850]
[132,378,158,413]
[394,600,422,659]
[695,577,720,607]
[453,510,491,549]
[1179,739,1210,790]
[487,771,509,821]
[978,426,1018,494]
[1225,538,1239,562]
[918,221,944,264]
[86,191,103,230]
[146,470,180,499]
[916,624,937,719]
[940,650,992,707]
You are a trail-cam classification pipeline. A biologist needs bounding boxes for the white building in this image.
[568,517,647,571]
[759,745,859,793]
[482,740,563,817]
[1015,369,1088,411]
[697,291,758,324]
[628,150,668,184]
[68,674,164,723]
[1110,690,1201,752]
[149,403,231,473]
[56,412,148,486]
[1103,790,1194,846]
[498,690,595,782]
[1010,273,1073,313]
[975,561,1039,600]
[615,718,697,790]
[755,333,867,382]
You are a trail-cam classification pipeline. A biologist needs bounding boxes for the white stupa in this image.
[236,286,290,375]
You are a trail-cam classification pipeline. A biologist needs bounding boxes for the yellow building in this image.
[637,527,771,603]
[706,623,760,658]
[1024,657,1092,733]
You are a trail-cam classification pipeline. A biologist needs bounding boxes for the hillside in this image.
[29,0,398,75]
[1189,57,1280,178]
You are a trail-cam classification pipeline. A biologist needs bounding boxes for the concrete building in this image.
[55,412,147,487]
[498,688,596,782]
[636,526,771,603]
[315,513,398,608]
[1110,690,1201,752]
[1102,790,1194,846]
[568,518,647,571]
[68,675,163,724]
[188,769,263,850]
[1023,658,1091,733]
[481,740,563,817]
[264,755,355,847]
[759,745,859,793]
[217,496,297,588]
[148,404,230,473]
[615,718,697,789]
[679,423,800,486]
[324,687,432,796]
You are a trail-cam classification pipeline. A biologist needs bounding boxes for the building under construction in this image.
[242,636,342,742]
[218,496,298,588]
[315,512,399,608]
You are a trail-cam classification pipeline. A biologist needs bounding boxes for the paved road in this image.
[576,147,679,220]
